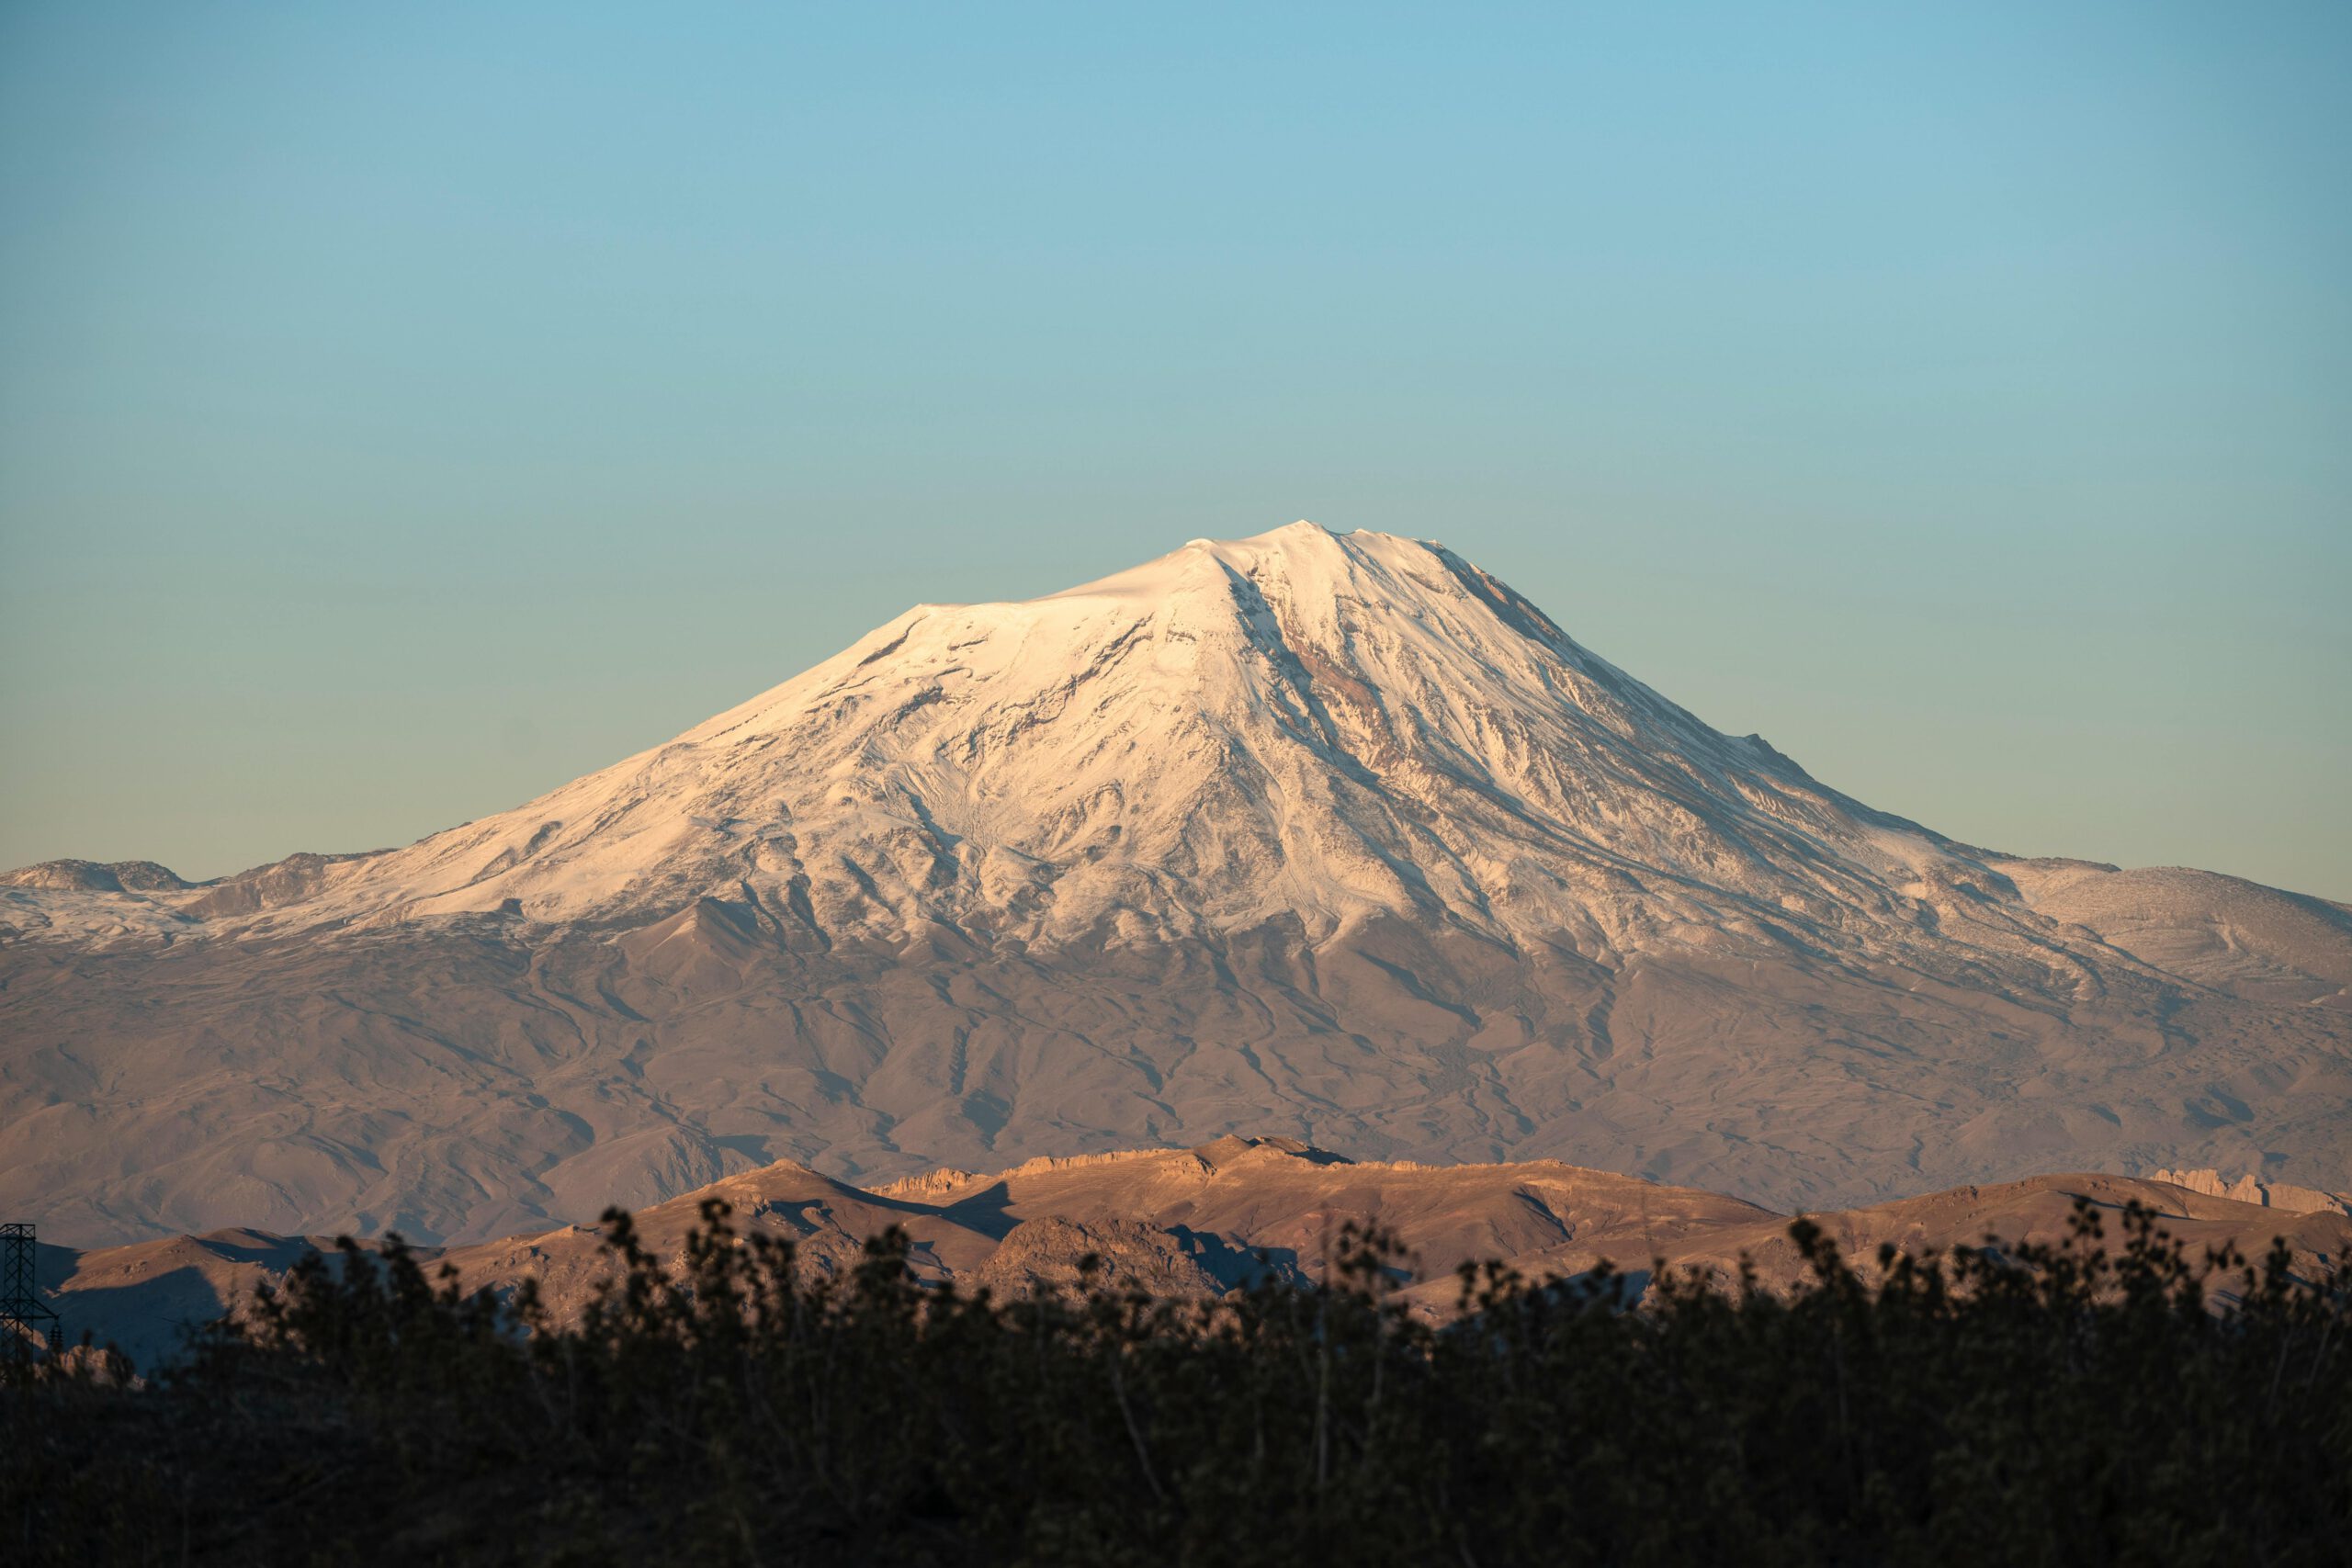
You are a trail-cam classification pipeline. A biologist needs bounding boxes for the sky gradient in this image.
[4,3,2348,897]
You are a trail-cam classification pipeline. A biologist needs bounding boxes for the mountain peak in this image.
[11,521,2349,1248]
[1186,517,1337,548]
[1044,517,1366,613]
[15,523,1984,952]
[23,521,2001,964]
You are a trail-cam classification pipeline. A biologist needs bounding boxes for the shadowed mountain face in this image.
[31,1140,2352,1370]
[5,523,2348,1246]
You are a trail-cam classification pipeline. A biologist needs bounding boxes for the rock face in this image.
[5,522,2350,1246]
[974,1216,1234,1301]
[32,1140,2352,1371]
[0,859,192,895]
[2152,1168,2352,1217]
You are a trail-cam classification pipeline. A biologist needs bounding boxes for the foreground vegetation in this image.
[6,1199,2348,1566]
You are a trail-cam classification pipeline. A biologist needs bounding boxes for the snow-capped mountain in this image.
[0,524,2084,964]
[6,523,2349,1246]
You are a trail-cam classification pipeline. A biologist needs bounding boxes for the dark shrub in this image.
[6,1197,2346,1565]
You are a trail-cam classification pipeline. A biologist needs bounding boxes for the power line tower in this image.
[1,1222,62,1359]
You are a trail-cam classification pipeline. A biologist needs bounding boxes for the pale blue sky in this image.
[3,3,2347,896]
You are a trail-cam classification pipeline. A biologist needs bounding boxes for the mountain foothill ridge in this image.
[5,521,2348,1248]
[32,1134,2352,1371]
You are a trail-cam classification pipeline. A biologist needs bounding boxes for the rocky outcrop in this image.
[0,858,198,894]
[2151,1168,2352,1217]
[973,1216,1231,1300]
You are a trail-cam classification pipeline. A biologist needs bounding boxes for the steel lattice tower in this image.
[1,1222,62,1359]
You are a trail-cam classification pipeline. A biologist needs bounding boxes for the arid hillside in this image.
[31,1137,2349,1369]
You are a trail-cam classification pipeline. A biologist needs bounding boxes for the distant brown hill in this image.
[29,1138,2349,1370]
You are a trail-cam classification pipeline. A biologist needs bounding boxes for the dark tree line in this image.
[6,1197,2348,1565]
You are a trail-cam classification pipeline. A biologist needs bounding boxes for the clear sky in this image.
[3,3,2347,897]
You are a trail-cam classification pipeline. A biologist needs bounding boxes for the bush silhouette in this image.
[5,1196,2347,1564]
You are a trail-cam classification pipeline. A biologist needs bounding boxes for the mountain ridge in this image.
[31,1138,2352,1370]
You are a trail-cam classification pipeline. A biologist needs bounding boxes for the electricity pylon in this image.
[0,1222,62,1359]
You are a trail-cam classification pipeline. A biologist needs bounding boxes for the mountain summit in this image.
[6,523,2349,1245]
[12,523,2019,957]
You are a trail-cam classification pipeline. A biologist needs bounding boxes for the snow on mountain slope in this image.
[5,522,2349,1247]
[10,525,2070,966]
